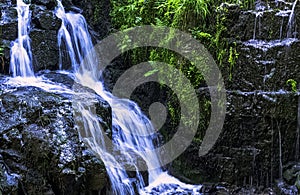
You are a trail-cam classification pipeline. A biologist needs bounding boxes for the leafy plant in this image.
[287,79,298,92]
[228,44,239,80]
[109,0,254,141]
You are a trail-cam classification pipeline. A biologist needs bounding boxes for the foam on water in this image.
[244,38,298,51]
[4,75,75,95]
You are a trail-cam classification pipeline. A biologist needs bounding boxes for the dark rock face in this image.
[31,5,61,30]
[171,90,298,184]
[71,0,111,40]
[0,73,110,194]
[30,29,59,71]
[31,0,57,10]
[228,1,300,41]
[169,0,300,191]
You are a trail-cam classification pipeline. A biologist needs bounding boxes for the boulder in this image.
[0,73,111,194]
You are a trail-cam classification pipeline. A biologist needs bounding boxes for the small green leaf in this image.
[287,79,298,92]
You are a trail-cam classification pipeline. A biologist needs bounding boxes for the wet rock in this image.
[0,73,110,194]
[31,0,57,10]
[29,4,62,72]
[171,88,299,186]
[31,5,61,30]
[275,180,298,195]
[31,29,59,71]
[223,41,300,91]
[0,6,17,24]
[0,22,17,41]
[283,162,300,186]
[228,1,300,41]
[71,0,111,39]
[0,161,19,194]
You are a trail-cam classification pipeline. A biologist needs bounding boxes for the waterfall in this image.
[55,1,156,193]
[10,0,34,77]
[55,1,202,194]
[6,0,202,193]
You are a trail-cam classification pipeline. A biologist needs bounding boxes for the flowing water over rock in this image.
[244,0,299,52]
[2,0,204,194]
[54,0,203,193]
[2,0,300,194]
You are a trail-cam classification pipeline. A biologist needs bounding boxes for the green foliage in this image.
[238,0,255,9]
[110,0,211,30]
[93,4,102,24]
[228,44,239,80]
[110,0,254,141]
[287,79,298,92]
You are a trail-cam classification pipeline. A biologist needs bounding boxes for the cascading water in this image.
[1,0,203,193]
[55,1,156,193]
[5,0,202,193]
[245,0,299,51]
[242,0,299,92]
[10,0,34,77]
[54,0,201,194]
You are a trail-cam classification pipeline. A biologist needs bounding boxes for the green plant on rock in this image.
[110,0,254,143]
[93,4,102,24]
[228,43,239,81]
[287,79,298,92]
[213,3,229,65]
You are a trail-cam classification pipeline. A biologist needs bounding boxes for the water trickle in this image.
[253,12,263,40]
[287,0,298,38]
[278,127,283,180]
[10,0,34,77]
